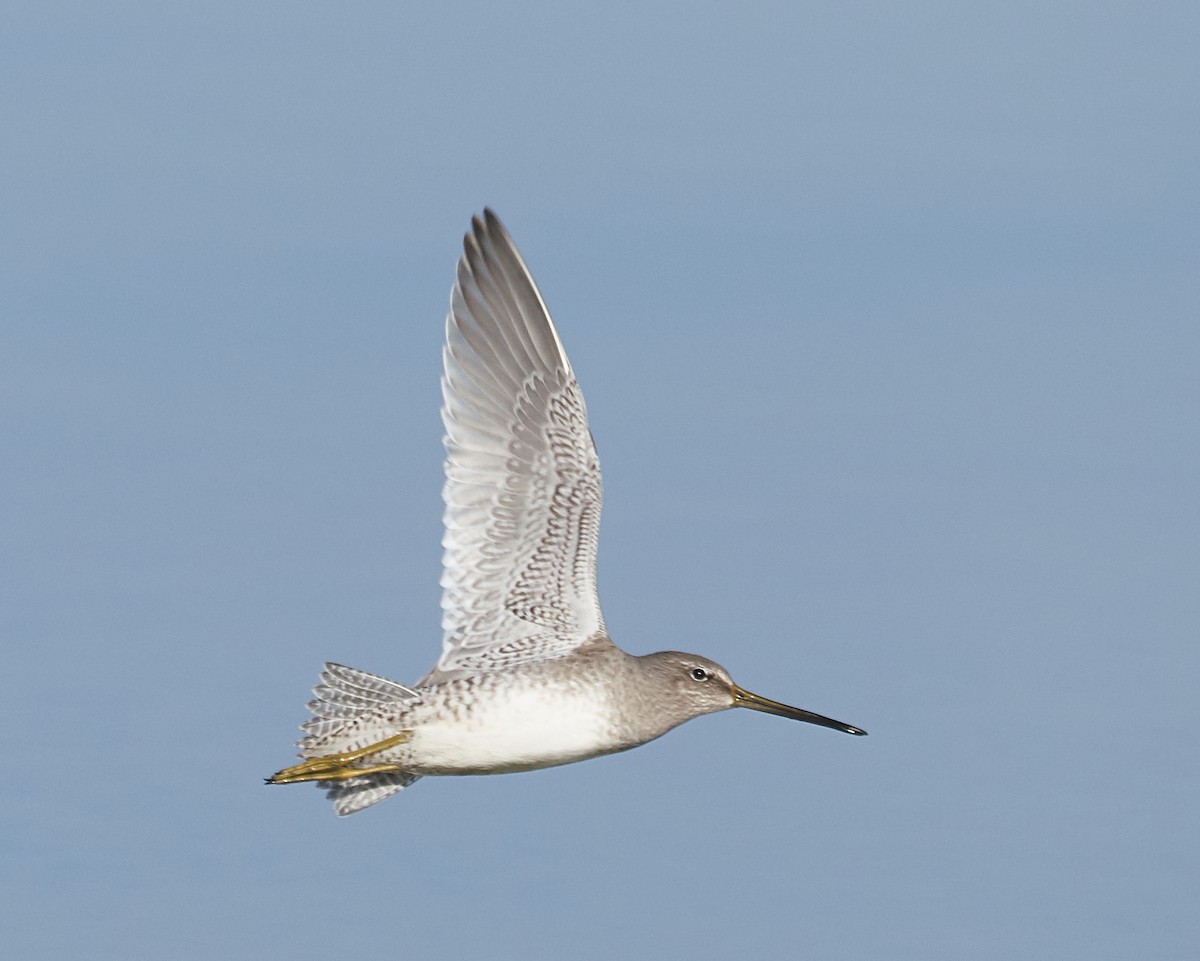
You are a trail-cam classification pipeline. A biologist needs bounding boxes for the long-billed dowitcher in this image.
[268,211,866,815]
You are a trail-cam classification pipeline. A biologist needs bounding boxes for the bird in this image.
[267,210,866,815]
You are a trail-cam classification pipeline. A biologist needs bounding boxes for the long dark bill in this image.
[732,685,867,736]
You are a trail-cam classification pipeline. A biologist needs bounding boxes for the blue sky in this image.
[3,3,1197,959]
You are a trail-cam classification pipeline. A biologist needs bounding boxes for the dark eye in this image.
[690,668,710,682]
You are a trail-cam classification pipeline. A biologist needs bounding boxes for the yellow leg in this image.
[267,731,412,785]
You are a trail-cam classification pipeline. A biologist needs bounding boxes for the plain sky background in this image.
[3,3,1197,959]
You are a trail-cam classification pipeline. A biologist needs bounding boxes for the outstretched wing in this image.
[423,210,608,684]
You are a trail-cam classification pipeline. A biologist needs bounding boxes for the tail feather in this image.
[300,662,419,736]
[323,771,421,816]
[296,662,423,815]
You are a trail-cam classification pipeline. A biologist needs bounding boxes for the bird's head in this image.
[638,651,867,736]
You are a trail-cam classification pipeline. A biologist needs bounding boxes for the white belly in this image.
[406,686,615,775]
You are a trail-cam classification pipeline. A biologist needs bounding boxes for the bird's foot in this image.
[266,731,412,784]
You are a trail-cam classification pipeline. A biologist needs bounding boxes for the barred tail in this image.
[287,662,424,816]
[322,770,420,816]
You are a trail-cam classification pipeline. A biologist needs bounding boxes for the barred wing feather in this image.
[424,211,608,684]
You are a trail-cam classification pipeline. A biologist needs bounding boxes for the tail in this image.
[322,770,420,817]
[276,662,424,816]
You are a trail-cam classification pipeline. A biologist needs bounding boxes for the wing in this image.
[422,210,608,684]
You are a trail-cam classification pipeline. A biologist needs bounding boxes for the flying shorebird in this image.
[268,210,866,815]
